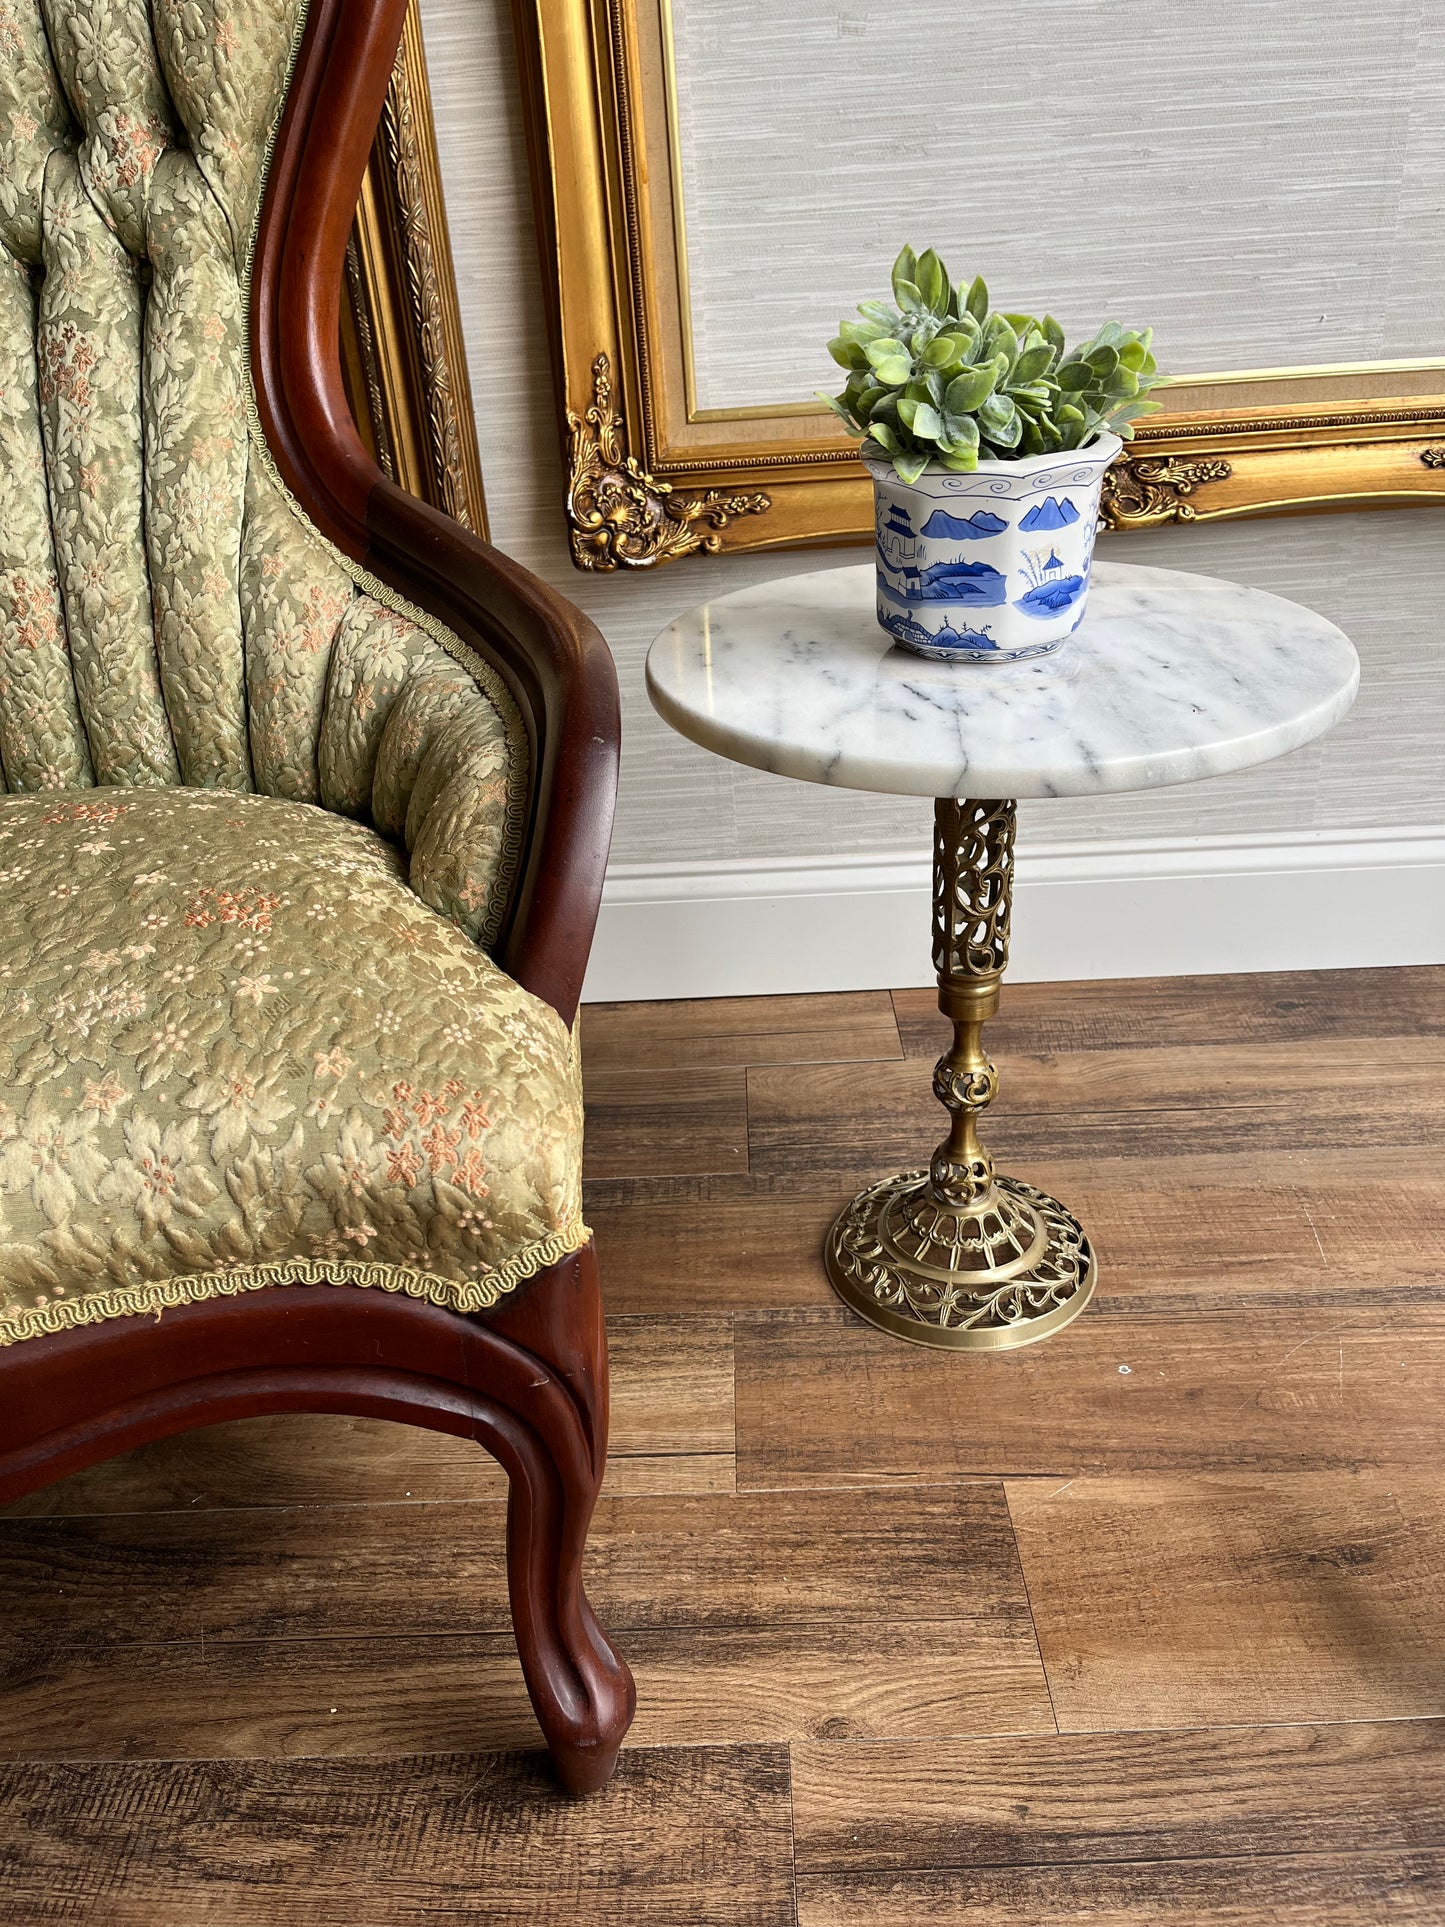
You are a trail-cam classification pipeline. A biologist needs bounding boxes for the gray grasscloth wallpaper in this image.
[670,0,1445,408]
[418,0,1444,869]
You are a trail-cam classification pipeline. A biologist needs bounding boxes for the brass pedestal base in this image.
[826,1170,1096,1351]
[826,797,1098,1353]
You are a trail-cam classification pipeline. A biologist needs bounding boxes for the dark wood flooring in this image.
[3,965,1444,1924]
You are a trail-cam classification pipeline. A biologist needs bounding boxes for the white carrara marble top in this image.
[645,561,1359,800]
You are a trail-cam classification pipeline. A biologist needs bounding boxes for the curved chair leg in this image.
[501,1419,636,1793]
[485,1241,636,1792]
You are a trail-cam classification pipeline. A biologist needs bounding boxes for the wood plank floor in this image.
[3,964,1443,1924]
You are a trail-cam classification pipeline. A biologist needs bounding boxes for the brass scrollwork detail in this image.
[1099,455,1233,531]
[934,798,1014,979]
[829,1172,1089,1335]
[1423,448,1445,469]
[565,355,771,570]
[933,1062,998,1110]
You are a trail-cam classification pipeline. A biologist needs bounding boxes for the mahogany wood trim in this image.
[251,0,619,1028]
[0,1254,636,1794]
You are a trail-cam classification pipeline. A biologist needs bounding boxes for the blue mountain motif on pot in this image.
[879,557,1008,608]
[919,508,1009,539]
[880,609,1001,655]
[1014,546,1089,618]
[1019,496,1080,532]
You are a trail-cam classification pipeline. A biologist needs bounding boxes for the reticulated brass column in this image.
[824,798,1096,1351]
[930,798,1011,1209]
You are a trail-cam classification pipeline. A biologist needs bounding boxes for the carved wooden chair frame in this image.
[0,0,635,1797]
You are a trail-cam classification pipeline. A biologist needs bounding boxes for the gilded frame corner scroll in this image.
[514,0,1445,571]
[342,0,489,539]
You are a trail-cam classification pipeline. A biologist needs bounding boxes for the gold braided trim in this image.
[0,1219,591,1349]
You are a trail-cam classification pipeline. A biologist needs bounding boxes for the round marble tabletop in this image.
[646,560,1359,800]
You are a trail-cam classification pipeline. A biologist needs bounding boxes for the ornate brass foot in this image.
[825,799,1096,1351]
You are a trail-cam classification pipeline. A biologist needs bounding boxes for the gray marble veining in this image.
[645,561,1360,800]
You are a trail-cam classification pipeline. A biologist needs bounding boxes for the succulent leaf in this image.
[944,362,998,415]
[891,247,919,306]
[938,414,980,453]
[981,313,1018,365]
[915,248,949,317]
[816,390,861,429]
[1010,342,1054,385]
[865,338,913,386]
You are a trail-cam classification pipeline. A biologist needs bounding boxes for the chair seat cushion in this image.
[0,788,586,1345]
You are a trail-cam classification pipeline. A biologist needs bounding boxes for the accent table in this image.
[646,560,1359,1352]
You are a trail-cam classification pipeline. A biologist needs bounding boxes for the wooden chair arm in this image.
[251,0,618,1025]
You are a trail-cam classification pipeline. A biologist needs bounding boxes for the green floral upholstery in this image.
[0,0,526,918]
[0,1,580,1345]
[0,790,586,1344]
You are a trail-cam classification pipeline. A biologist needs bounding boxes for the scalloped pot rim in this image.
[860,430,1123,483]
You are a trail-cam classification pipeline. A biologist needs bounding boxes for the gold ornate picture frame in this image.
[513,0,1445,572]
[341,0,489,538]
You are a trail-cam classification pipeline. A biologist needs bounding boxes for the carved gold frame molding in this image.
[514,0,1445,569]
[341,0,489,538]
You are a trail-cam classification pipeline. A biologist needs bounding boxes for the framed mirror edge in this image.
[341,0,491,540]
[515,0,1445,571]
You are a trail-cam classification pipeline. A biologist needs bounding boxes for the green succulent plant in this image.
[820,245,1166,484]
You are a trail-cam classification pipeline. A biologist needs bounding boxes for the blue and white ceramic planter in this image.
[864,432,1121,663]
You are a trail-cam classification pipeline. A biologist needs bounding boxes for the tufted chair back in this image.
[0,0,524,947]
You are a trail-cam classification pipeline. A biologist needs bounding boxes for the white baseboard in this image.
[582,825,1445,1003]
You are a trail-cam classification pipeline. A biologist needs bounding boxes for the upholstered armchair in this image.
[0,0,633,1791]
